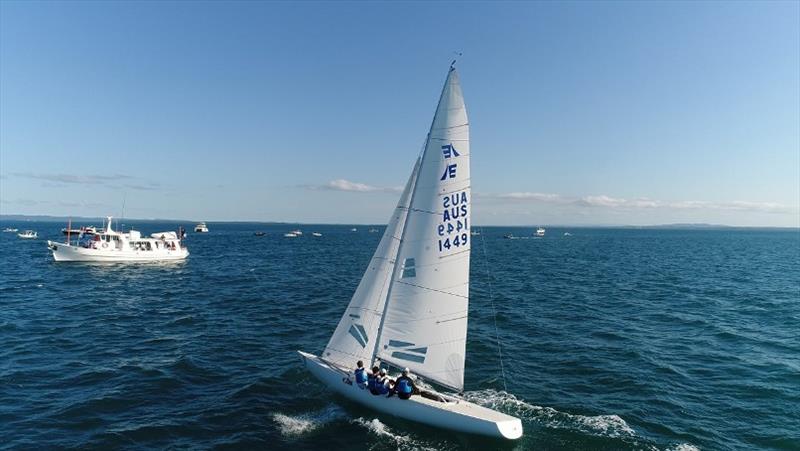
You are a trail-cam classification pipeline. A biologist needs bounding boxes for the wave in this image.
[271,404,345,437]
[667,445,700,451]
[464,389,635,438]
[351,417,438,451]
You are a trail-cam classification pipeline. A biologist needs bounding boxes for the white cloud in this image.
[307,179,402,193]
[10,172,160,191]
[490,191,792,214]
[496,192,565,202]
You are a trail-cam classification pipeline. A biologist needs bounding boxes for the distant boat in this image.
[254,231,266,236]
[369,228,379,233]
[350,228,358,232]
[535,227,545,237]
[18,230,37,239]
[194,222,209,233]
[563,232,572,236]
[504,234,516,239]
[284,232,299,238]
[48,216,188,262]
[299,64,522,440]
[470,230,480,236]
[3,227,18,233]
[289,229,303,236]
[312,232,323,237]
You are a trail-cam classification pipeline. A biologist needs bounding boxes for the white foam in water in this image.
[352,417,438,451]
[464,389,635,438]
[669,444,700,451]
[272,404,345,437]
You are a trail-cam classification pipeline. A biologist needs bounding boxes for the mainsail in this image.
[325,66,470,392]
[323,158,421,369]
[375,67,471,391]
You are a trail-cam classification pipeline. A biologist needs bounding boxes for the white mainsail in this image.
[323,158,421,369]
[374,67,471,392]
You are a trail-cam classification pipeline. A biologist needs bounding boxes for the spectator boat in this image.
[47,217,188,262]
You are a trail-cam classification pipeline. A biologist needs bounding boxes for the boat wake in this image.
[464,389,635,438]
[271,404,346,437]
[465,390,698,450]
[351,417,438,451]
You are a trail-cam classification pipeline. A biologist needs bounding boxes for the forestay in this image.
[323,158,421,369]
[375,67,471,392]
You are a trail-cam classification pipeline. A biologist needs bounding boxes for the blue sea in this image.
[1,221,798,450]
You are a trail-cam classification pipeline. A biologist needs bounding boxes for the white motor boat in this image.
[18,230,37,239]
[284,232,299,238]
[3,227,19,233]
[312,232,322,237]
[289,229,303,236]
[350,227,358,232]
[535,227,546,237]
[299,65,523,440]
[194,222,209,233]
[47,217,188,262]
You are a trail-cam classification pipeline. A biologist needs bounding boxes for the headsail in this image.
[323,158,421,369]
[375,67,471,391]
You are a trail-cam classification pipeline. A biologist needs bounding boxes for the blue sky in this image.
[1,1,798,226]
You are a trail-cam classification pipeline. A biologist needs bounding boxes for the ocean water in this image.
[1,222,798,451]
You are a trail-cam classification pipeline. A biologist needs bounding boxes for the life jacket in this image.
[396,377,413,395]
[355,367,367,384]
[367,374,378,393]
[376,377,389,394]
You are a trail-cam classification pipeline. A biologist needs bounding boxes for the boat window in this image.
[402,258,416,278]
[145,242,152,251]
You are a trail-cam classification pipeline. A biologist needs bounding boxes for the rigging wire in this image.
[479,227,508,392]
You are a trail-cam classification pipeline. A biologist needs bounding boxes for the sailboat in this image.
[298,65,523,440]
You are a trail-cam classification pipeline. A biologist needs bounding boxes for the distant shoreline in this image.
[1,214,797,230]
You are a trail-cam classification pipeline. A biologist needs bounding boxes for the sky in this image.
[1,1,798,227]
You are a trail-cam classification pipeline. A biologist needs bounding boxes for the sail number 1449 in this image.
[436,190,469,253]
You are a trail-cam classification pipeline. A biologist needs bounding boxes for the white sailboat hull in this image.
[47,241,189,262]
[298,351,523,440]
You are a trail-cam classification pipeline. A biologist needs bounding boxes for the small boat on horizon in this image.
[535,227,546,237]
[369,228,379,233]
[3,227,19,233]
[254,231,266,236]
[350,227,358,232]
[194,222,209,233]
[284,232,299,238]
[18,230,37,239]
[312,232,322,237]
